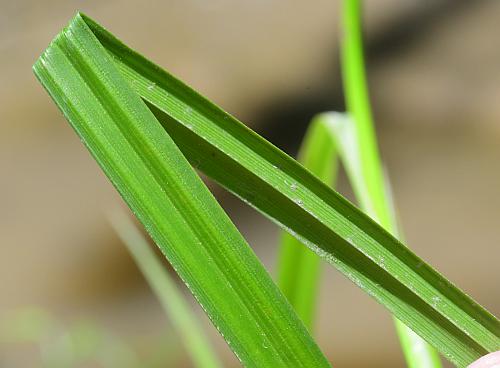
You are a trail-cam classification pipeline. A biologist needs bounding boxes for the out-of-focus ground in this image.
[1,0,499,366]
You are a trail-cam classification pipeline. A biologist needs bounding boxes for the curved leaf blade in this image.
[93,21,499,367]
[34,13,500,368]
[33,14,330,368]
[320,112,443,368]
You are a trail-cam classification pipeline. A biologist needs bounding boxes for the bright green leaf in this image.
[33,14,330,367]
[34,13,500,368]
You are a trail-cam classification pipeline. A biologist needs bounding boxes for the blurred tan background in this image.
[1,0,499,366]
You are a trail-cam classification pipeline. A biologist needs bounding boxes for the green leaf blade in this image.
[134,62,499,365]
[104,29,498,367]
[34,13,330,368]
[34,13,500,368]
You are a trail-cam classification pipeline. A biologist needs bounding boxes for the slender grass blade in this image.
[340,0,444,365]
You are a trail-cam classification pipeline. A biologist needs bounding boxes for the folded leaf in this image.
[34,13,500,368]
[33,14,329,367]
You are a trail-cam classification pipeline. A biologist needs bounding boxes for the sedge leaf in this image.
[33,14,330,367]
[34,13,500,367]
